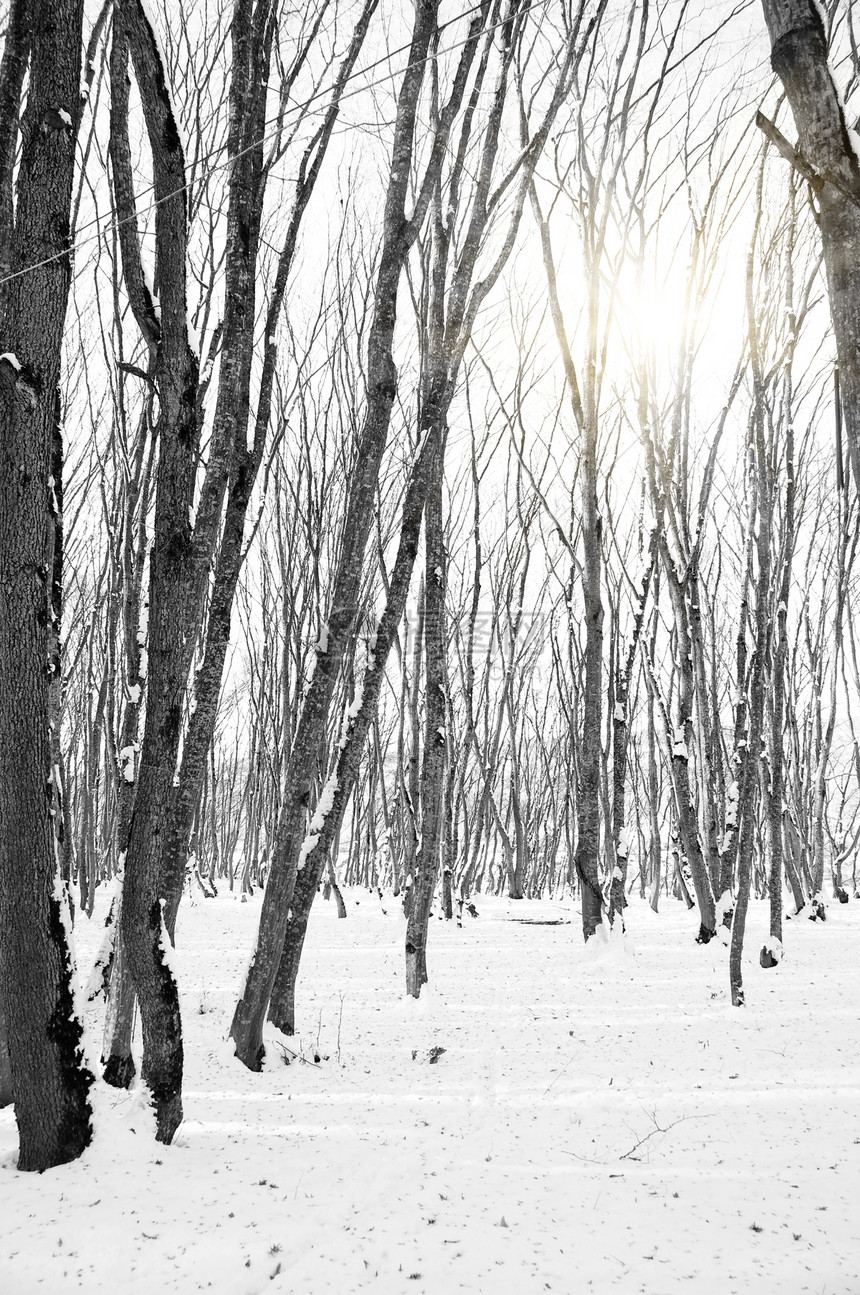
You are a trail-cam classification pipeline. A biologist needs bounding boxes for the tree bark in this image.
[0,0,94,1172]
[406,443,448,997]
[267,418,445,1031]
[110,0,198,1143]
[759,1,860,488]
[0,1002,14,1108]
[231,0,451,1068]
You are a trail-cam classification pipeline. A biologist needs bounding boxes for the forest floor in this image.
[1,884,858,1294]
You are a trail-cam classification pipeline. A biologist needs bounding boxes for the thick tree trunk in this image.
[759,1,860,487]
[0,0,94,1172]
[0,1002,14,1108]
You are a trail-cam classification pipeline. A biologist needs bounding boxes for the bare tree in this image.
[758,0,860,487]
[0,0,95,1171]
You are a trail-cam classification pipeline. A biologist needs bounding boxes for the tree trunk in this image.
[268,418,446,1033]
[110,0,198,1143]
[0,0,94,1172]
[759,0,860,488]
[406,451,447,997]
[231,0,447,1068]
[101,913,137,1089]
[0,1003,14,1108]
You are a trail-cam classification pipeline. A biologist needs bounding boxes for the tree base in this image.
[102,1052,136,1089]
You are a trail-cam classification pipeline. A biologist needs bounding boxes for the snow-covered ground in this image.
[1,887,858,1294]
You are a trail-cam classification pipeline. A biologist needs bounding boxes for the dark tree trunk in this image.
[759,1,860,488]
[110,0,198,1143]
[0,0,94,1172]
[0,1001,14,1108]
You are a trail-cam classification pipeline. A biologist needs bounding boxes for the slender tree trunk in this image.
[609,549,654,922]
[662,567,717,942]
[268,419,445,1032]
[406,446,448,996]
[110,0,198,1143]
[231,0,449,1068]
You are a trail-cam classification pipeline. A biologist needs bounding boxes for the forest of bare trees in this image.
[1,0,859,1175]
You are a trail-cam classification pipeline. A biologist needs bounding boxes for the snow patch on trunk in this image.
[297,772,339,871]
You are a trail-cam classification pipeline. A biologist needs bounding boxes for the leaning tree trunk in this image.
[0,0,94,1172]
[231,0,450,1070]
[267,419,445,1033]
[759,1,860,487]
[158,0,378,943]
[245,0,580,1048]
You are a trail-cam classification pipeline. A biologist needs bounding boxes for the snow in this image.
[0,352,21,371]
[118,744,137,784]
[187,309,200,357]
[158,900,178,978]
[345,684,364,726]
[2,890,860,1293]
[127,683,141,705]
[296,773,339,871]
[57,109,73,128]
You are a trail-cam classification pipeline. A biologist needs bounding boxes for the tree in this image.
[231,0,464,1066]
[758,1,860,487]
[103,0,376,1134]
[0,0,94,1171]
